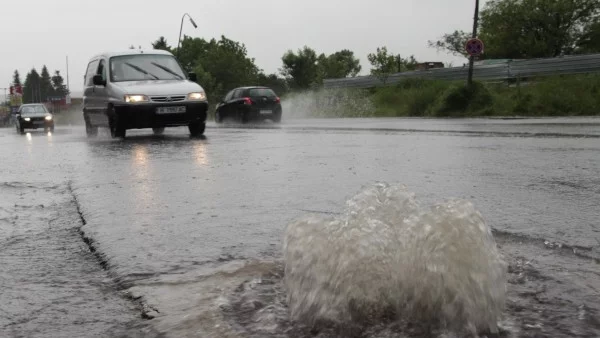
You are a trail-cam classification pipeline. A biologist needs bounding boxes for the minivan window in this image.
[97,60,107,82]
[249,88,276,97]
[110,54,185,82]
[85,60,99,86]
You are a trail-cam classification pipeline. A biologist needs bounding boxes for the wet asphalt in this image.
[0,118,599,337]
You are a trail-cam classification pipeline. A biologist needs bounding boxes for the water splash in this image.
[282,89,375,119]
[283,183,507,335]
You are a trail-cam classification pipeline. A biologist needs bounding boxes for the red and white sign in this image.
[465,38,485,57]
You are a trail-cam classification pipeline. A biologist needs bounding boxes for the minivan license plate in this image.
[259,110,272,115]
[156,106,186,114]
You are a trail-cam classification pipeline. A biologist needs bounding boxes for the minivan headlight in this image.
[45,115,53,121]
[124,95,149,103]
[24,117,31,121]
[187,92,206,101]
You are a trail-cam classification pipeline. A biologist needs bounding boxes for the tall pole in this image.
[66,55,70,92]
[467,0,480,87]
[176,13,198,59]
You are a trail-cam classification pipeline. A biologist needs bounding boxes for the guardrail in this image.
[323,53,600,89]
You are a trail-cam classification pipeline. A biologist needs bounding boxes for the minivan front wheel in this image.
[188,121,205,137]
[85,119,98,137]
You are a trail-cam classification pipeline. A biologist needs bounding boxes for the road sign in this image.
[465,38,484,56]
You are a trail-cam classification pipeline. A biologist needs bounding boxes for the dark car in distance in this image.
[15,104,55,134]
[215,87,282,123]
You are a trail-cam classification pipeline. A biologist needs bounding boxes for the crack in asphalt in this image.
[66,181,161,320]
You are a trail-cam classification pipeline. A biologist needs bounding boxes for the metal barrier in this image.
[323,53,600,89]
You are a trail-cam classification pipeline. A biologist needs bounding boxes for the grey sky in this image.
[2,0,486,97]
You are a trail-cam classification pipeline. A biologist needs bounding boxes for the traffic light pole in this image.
[467,0,480,88]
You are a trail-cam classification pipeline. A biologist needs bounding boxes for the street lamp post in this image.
[177,13,198,59]
[467,0,480,88]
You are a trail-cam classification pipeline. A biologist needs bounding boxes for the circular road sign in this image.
[465,38,484,56]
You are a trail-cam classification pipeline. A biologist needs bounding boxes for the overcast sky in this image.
[1,0,486,97]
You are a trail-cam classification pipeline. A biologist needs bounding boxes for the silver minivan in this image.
[83,50,208,138]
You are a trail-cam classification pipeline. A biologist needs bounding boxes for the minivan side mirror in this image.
[93,75,105,86]
[188,73,197,82]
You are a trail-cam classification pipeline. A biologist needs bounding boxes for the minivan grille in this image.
[150,95,186,102]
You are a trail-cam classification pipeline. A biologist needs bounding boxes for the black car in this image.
[15,104,55,134]
[215,86,282,123]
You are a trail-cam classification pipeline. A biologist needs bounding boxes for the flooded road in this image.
[1,118,598,337]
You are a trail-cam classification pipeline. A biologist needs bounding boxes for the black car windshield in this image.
[110,54,185,82]
[248,88,277,97]
[20,105,48,115]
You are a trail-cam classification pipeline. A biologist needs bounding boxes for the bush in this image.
[302,74,600,118]
[370,79,449,117]
[430,81,493,117]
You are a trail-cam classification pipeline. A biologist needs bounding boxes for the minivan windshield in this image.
[109,54,186,82]
[20,105,48,115]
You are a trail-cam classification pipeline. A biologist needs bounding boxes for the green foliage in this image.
[13,70,21,86]
[430,82,493,116]
[281,46,320,89]
[362,75,600,117]
[367,47,418,84]
[507,75,600,115]
[428,30,471,58]
[318,50,362,79]
[194,36,260,103]
[257,73,289,96]
[370,79,448,116]
[431,0,600,59]
[51,71,69,97]
[22,68,40,103]
[577,21,600,54]
[152,36,171,52]
[40,66,53,101]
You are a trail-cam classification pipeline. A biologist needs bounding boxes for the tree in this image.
[367,47,418,84]
[40,65,53,101]
[318,49,362,79]
[430,0,600,59]
[51,71,69,97]
[152,36,171,51]
[428,30,471,58]
[257,73,289,96]
[176,35,212,72]
[23,68,40,103]
[281,46,320,89]
[13,70,21,86]
[576,21,600,53]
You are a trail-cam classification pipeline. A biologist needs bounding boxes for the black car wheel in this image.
[272,112,282,123]
[86,122,98,137]
[85,115,97,137]
[215,111,223,123]
[189,121,205,137]
[109,108,126,139]
[152,127,165,135]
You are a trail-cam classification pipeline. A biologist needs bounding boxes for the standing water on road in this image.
[1,119,599,337]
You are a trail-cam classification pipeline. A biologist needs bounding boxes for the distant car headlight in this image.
[45,115,53,121]
[24,117,31,121]
[124,95,149,103]
[187,92,206,101]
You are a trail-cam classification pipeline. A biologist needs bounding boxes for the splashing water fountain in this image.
[283,183,507,337]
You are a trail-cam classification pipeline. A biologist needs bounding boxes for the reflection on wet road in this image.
[1,118,599,337]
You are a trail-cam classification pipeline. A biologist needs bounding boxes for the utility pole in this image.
[66,55,70,92]
[467,0,480,88]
